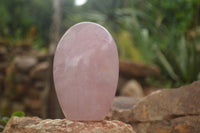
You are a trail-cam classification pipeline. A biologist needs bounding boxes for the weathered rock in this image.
[117,76,128,95]
[0,45,7,55]
[35,82,45,90]
[143,87,161,96]
[112,96,141,110]
[132,115,200,133]
[14,73,30,83]
[119,60,160,78]
[0,39,9,45]
[0,62,7,72]
[30,61,49,79]
[36,52,48,62]
[0,74,4,91]
[106,96,140,123]
[132,81,200,122]
[14,56,37,72]
[24,98,42,109]
[3,117,136,133]
[120,80,144,98]
[12,102,25,112]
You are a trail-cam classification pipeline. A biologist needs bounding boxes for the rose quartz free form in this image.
[53,22,119,121]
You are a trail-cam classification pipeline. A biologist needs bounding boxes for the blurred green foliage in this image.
[154,36,200,87]
[0,0,200,87]
[0,0,52,46]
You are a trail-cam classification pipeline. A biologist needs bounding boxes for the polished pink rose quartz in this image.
[53,22,119,121]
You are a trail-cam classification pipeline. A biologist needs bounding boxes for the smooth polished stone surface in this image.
[53,22,119,121]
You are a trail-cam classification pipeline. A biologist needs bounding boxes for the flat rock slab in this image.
[132,115,200,133]
[119,60,160,78]
[3,117,135,133]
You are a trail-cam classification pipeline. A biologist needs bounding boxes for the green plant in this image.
[124,0,200,87]
[11,111,25,117]
[154,36,200,87]
[0,117,9,131]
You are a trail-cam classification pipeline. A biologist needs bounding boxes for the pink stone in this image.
[53,22,119,121]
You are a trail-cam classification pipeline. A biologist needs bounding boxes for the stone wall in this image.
[0,40,49,118]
